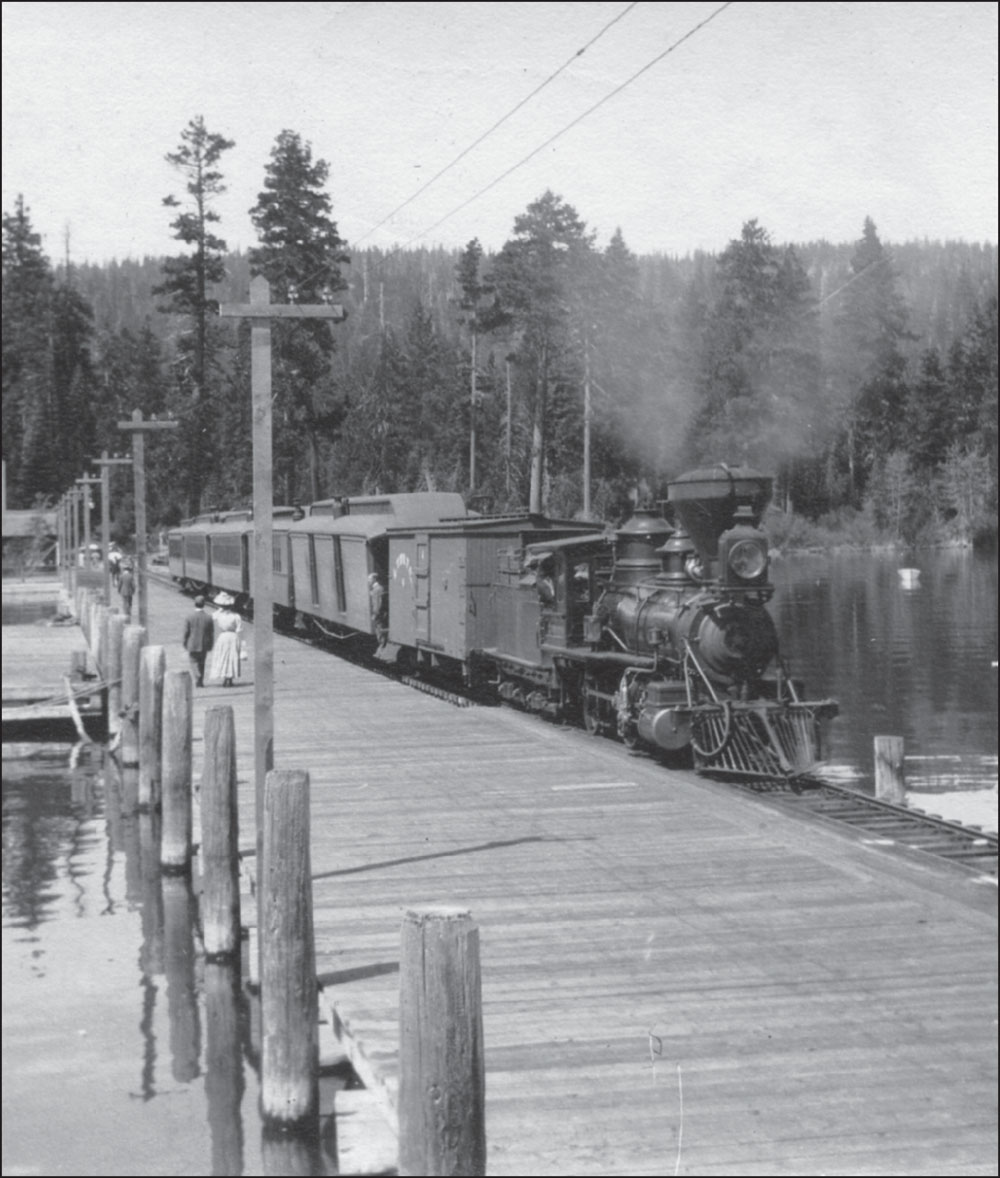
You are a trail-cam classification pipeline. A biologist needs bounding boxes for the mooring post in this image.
[260,768,318,1126]
[136,643,164,803]
[398,907,486,1177]
[201,706,241,961]
[874,735,906,805]
[107,613,125,738]
[161,671,193,873]
[70,648,88,679]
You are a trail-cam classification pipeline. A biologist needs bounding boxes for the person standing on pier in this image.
[118,561,135,620]
[182,595,215,687]
[209,592,243,687]
[107,542,122,589]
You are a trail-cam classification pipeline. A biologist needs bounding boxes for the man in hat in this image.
[182,595,215,687]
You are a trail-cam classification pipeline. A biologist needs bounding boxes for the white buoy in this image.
[898,568,920,588]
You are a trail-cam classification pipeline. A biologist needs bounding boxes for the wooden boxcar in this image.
[385,514,602,676]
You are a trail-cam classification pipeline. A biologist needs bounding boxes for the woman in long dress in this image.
[209,592,243,686]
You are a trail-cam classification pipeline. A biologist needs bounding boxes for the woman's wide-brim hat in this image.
[213,592,235,607]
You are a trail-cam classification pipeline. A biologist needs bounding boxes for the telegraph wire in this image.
[393,1,733,252]
[353,2,641,247]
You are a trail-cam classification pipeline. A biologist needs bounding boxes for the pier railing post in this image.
[120,624,147,767]
[94,603,109,679]
[260,768,317,1126]
[138,644,166,809]
[201,706,241,961]
[874,735,906,805]
[398,907,486,1177]
[161,670,193,873]
[107,613,125,738]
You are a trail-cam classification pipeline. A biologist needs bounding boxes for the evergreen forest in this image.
[3,119,997,549]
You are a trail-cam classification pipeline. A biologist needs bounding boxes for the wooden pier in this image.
[2,583,105,743]
[26,579,1000,1175]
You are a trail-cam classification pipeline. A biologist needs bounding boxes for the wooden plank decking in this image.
[108,582,1000,1173]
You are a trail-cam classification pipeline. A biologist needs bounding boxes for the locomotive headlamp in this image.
[718,508,770,588]
[727,538,767,580]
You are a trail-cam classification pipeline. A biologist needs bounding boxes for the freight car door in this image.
[414,534,430,642]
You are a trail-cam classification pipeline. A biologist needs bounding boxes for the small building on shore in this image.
[2,462,57,577]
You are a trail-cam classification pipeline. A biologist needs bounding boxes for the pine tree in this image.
[907,348,950,472]
[687,221,820,505]
[832,217,913,504]
[154,116,235,515]
[489,191,595,512]
[2,196,54,505]
[249,130,350,503]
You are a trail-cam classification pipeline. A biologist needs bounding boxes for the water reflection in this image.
[2,752,347,1176]
[205,961,246,1177]
[1,761,100,931]
[163,875,202,1084]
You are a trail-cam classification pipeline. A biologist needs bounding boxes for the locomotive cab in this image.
[523,535,612,648]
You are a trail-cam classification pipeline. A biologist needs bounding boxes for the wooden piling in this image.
[161,671,193,874]
[70,649,88,679]
[201,706,241,961]
[107,613,125,737]
[398,907,486,1178]
[260,769,318,1126]
[138,643,165,808]
[874,735,906,805]
[120,624,147,767]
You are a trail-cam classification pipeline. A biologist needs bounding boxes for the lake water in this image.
[1,756,346,1177]
[2,550,997,1175]
[771,547,998,826]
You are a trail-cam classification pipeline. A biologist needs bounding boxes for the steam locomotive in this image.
[167,465,837,779]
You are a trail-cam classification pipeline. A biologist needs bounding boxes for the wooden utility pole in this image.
[68,486,80,594]
[92,451,132,602]
[583,334,592,520]
[75,474,101,581]
[469,330,478,493]
[220,275,345,842]
[117,410,178,628]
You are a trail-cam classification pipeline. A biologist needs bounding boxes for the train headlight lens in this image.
[727,539,767,580]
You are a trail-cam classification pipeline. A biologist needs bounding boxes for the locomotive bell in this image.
[667,465,772,561]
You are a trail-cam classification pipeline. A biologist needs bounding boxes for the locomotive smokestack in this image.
[667,465,772,560]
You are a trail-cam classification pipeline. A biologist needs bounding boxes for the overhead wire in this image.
[392,1,733,253]
[280,2,732,296]
[353,2,641,247]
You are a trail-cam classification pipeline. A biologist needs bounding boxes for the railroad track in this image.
[152,570,997,878]
[728,774,998,878]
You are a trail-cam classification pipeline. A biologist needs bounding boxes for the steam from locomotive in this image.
[168,465,837,780]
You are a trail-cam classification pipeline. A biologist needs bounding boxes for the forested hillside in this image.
[3,121,996,547]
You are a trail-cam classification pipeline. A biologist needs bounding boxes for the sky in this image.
[2,1,997,265]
